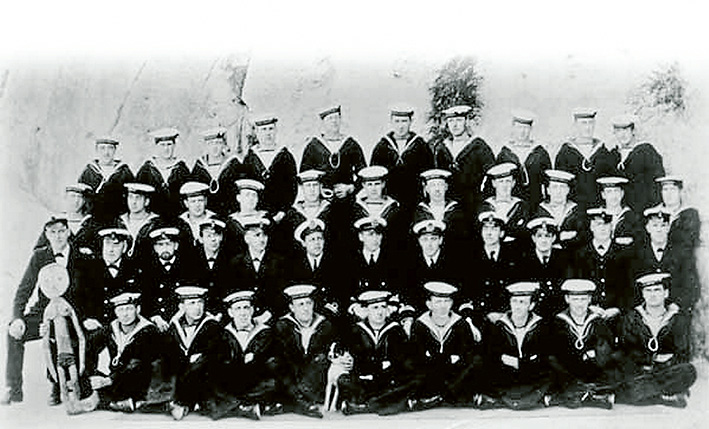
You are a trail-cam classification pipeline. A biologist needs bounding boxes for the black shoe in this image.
[342,401,369,415]
[407,395,443,412]
[237,403,261,420]
[109,398,136,413]
[48,389,62,406]
[261,402,285,416]
[660,393,687,408]
[1,389,23,405]
[476,394,501,410]
[583,393,614,410]
[298,403,323,418]
[169,401,190,420]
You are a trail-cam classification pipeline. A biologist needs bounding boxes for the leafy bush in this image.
[629,63,687,119]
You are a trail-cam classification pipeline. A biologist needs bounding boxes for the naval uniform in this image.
[496,143,552,210]
[136,158,191,218]
[300,135,367,191]
[613,143,665,211]
[78,160,135,221]
[554,140,619,211]
[190,155,248,216]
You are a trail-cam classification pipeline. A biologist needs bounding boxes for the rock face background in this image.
[1,52,708,356]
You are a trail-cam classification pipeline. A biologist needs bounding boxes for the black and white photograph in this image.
[0,2,707,428]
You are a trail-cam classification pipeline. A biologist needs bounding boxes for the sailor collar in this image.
[498,312,543,358]
[556,310,601,350]
[110,316,154,366]
[171,312,219,355]
[356,320,399,347]
[225,321,270,352]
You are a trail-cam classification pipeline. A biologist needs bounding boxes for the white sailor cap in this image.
[223,290,255,305]
[235,178,265,192]
[148,227,180,241]
[655,176,684,188]
[319,105,341,119]
[572,107,597,119]
[201,127,228,142]
[241,217,271,231]
[561,279,596,295]
[424,281,458,297]
[611,114,636,129]
[95,136,120,146]
[478,211,505,226]
[124,182,155,194]
[526,217,558,233]
[198,218,227,232]
[354,216,387,232]
[586,207,612,223]
[486,162,517,179]
[506,281,540,296]
[412,219,446,236]
[98,228,132,241]
[390,103,414,118]
[109,292,141,307]
[597,176,629,188]
[636,272,671,289]
[175,286,208,300]
[65,183,93,194]
[443,105,472,119]
[297,169,325,183]
[283,284,317,301]
[294,219,326,243]
[643,206,671,221]
[420,169,452,182]
[180,181,209,197]
[511,109,535,125]
[545,169,575,184]
[149,127,180,142]
[253,113,278,127]
[358,166,388,182]
[358,290,391,305]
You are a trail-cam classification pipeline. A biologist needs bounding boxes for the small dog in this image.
[324,342,353,412]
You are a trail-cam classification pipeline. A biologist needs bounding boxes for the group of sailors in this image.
[2,102,701,419]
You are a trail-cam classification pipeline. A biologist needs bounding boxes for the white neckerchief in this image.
[110,316,153,365]
[356,320,398,347]
[225,322,269,352]
[385,133,417,157]
[636,304,679,352]
[171,313,218,355]
[556,310,600,350]
[179,210,215,241]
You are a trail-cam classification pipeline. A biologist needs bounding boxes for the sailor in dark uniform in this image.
[290,219,341,315]
[470,211,521,318]
[243,114,298,221]
[276,170,332,258]
[617,273,697,408]
[86,292,169,413]
[433,105,495,214]
[535,169,586,250]
[119,183,159,256]
[226,178,270,254]
[653,176,701,258]
[496,110,552,209]
[136,128,191,217]
[76,227,136,332]
[206,290,277,420]
[78,137,135,221]
[632,207,698,312]
[546,280,618,409]
[407,282,482,410]
[337,290,414,416]
[403,219,463,313]
[193,218,233,314]
[554,108,619,210]
[164,286,224,420]
[413,169,470,253]
[2,214,87,405]
[610,114,665,211]
[137,226,198,333]
[370,104,433,214]
[353,166,406,253]
[348,216,399,300]
[190,127,246,216]
[572,208,634,313]
[300,105,367,199]
[177,182,217,249]
[515,217,573,319]
[274,284,339,418]
[597,176,643,247]
[483,281,550,410]
[228,216,289,319]
[479,162,530,243]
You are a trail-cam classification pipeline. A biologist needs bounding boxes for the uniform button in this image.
[601,278,606,283]
[104,299,108,304]
[159,298,164,302]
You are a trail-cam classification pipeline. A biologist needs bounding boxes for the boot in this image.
[237,403,261,420]
[0,388,23,405]
[342,400,370,415]
[109,398,136,413]
[169,401,189,420]
[261,402,285,416]
[407,395,443,412]
[660,393,688,408]
[48,383,61,406]
[583,392,614,410]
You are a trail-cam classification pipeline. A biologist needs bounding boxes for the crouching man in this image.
[165,286,223,420]
[546,279,620,409]
[88,292,172,412]
[616,273,697,408]
[205,290,277,420]
[338,290,414,416]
